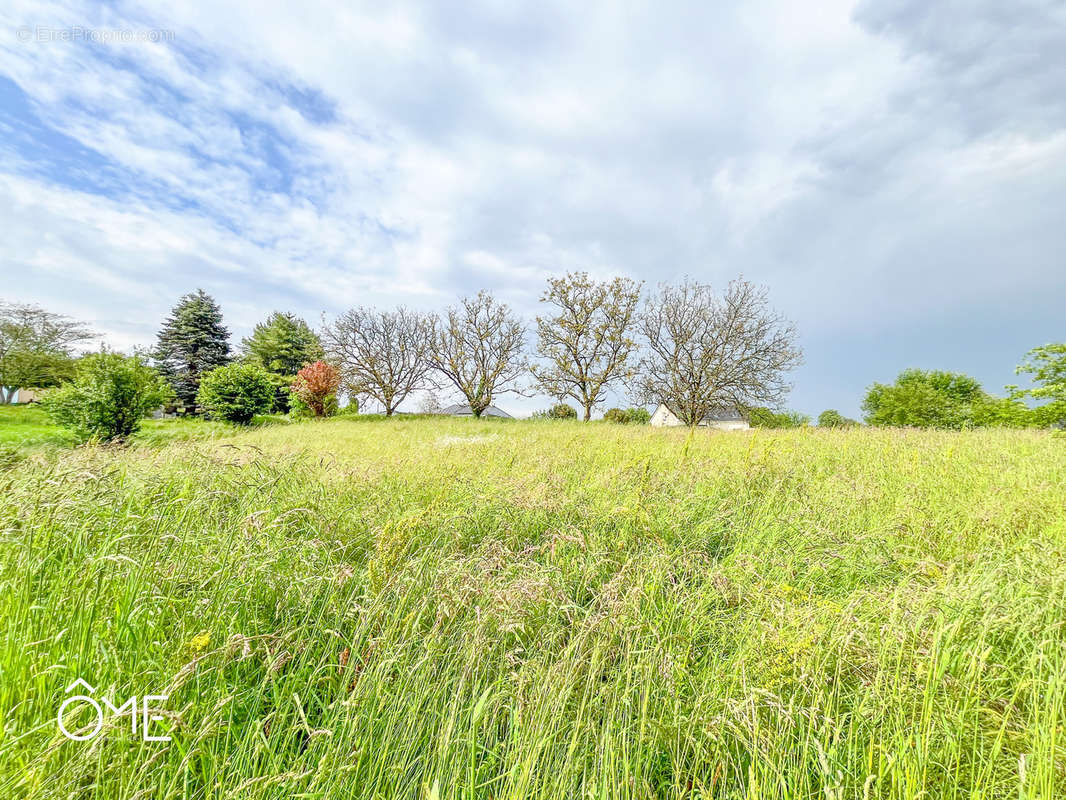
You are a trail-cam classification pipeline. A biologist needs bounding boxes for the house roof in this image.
[441,403,513,418]
[655,403,746,422]
[702,407,746,422]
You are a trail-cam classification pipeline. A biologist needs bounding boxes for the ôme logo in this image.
[57,678,171,742]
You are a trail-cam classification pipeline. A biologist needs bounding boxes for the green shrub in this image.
[548,403,577,419]
[196,363,275,424]
[817,409,858,428]
[862,369,991,429]
[41,351,170,442]
[970,396,1033,428]
[603,407,627,424]
[748,407,810,428]
[290,393,340,420]
[263,371,295,413]
[623,407,650,425]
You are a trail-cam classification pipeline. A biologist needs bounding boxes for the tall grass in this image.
[0,418,1063,798]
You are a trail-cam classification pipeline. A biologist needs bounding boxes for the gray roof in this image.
[702,407,746,422]
[441,403,513,418]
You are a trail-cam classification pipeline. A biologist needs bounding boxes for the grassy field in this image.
[0,414,1063,799]
[0,403,286,461]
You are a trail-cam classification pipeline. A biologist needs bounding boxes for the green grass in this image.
[0,417,1063,799]
[0,404,288,458]
[0,404,78,449]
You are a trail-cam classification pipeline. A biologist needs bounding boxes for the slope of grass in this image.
[0,418,1063,799]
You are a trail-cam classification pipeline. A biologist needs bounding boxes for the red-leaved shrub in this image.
[291,361,340,417]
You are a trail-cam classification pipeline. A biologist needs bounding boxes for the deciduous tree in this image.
[531,272,641,421]
[0,301,94,403]
[323,307,433,416]
[817,409,859,428]
[1012,343,1066,427]
[290,360,341,417]
[863,369,988,429]
[636,279,801,426]
[428,291,526,418]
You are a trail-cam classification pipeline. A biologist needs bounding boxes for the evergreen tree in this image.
[241,312,323,375]
[153,289,230,409]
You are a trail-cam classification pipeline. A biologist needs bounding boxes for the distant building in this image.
[649,403,750,430]
[1,387,43,404]
[441,403,513,419]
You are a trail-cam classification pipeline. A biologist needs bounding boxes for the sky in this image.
[1,0,1064,418]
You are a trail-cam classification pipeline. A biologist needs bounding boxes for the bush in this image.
[548,403,577,419]
[290,361,341,418]
[970,395,1033,428]
[862,369,990,429]
[748,407,810,428]
[290,393,339,419]
[263,371,295,413]
[42,351,170,442]
[818,409,858,428]
[196,363,275,424]
[623,407,650,425]
[605,407,650,424]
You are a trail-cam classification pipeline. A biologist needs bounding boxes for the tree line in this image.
[1,274,1064,440]
[138,273,805,425]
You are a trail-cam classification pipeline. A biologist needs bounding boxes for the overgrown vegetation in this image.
[604,406,651,424]
[0,417,1062,799]
[41,351,171,441]
[862,369,1031,429]
[747,406,810,428]
[196,363,276,424]
[290,360,341,418]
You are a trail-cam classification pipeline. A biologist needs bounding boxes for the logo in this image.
[57,678,171,742]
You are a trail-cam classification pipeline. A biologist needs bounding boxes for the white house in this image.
[649,403,750,430]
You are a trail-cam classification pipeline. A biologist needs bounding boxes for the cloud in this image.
[1,0,1064,416]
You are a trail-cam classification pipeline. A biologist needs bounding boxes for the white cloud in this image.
[1,0,1064,417]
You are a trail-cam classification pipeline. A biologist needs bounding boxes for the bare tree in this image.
[530,272,642,421]
[417,392,444,414]
[428,291,526,418]
[636,279,802,425]
[323,306,433,416]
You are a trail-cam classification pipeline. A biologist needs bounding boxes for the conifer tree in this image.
[241,312,322,376]
[153,289,230,409]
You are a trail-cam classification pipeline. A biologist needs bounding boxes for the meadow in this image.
[0,411,1063,799]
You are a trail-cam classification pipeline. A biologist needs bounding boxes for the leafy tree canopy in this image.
[1012,343,1066,427]
[0,301,94,403]
[748,407,810,428]
[818,409,859,428]
[862,368,1030,429]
